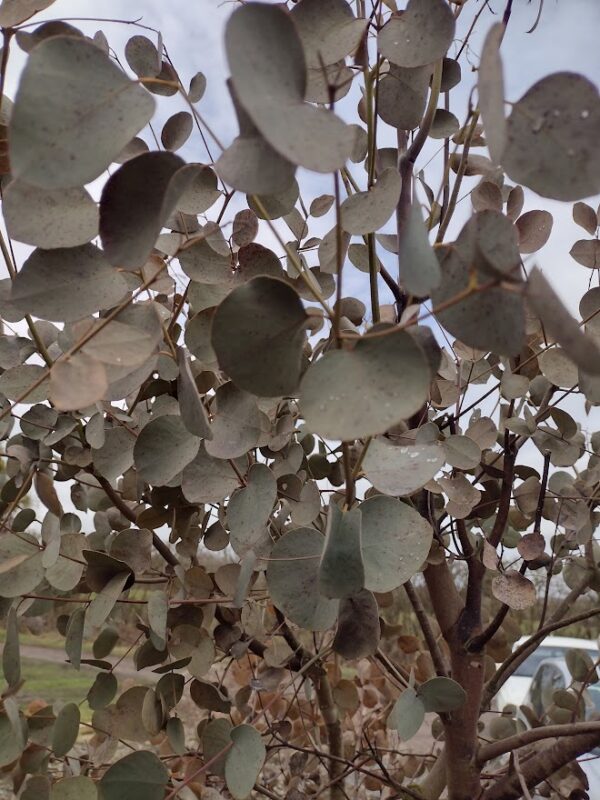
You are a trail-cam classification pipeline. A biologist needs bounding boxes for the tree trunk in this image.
[444,639,485,800]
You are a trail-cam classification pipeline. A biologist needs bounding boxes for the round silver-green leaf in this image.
[134,415,201,486]
[299,329,431,440]
[502,73,600,201]
[10,244,128,323]
[266,528,338,631]
[10,35,154,188]
[3,180,99,249]
[225,724,267,800]
[363,438,444,496]
[361,495,433,592]
[212,277,308,397]
[378,0,455,69]
[98,750,169,800]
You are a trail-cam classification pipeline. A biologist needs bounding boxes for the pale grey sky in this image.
[3,0,599,310]
[0,0,598,528]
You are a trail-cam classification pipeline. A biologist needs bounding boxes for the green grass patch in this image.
[0,628,66,650]
[0,627,130,657]
[18,658,96,724]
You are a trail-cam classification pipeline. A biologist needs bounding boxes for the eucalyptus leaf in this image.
[10,35,154,188]
[291,0,366,68]
[362,438,444,496]
[10,244,128,323]
[147,591,168,646]
[478,23,506,164]
[319,504,364,599]
[100,153,198,269]
[205,383,262,460]
[212,277,308,397]
[3,180,99,248]
[502,73,600,201]
[161,111,193,151]
[399,202,442,296]
[177,348,212,438]
[125,35,160,78]
[378,0,455,68]
[64,607,85,670]
[202,718,233,778]
[361,495,433,592]
[0,0,55,26]
[2,606,20,687]
[0,533,44,597]
[377,64,430,130]
[340,168,401,235]
[92,426,136,483]
[387,687,425,740]
[51,776,97,800]
[52,703,80,757]
[181,444,241,503]
[50,354,108,412]
[93,686,149,744]
[87,572,130,628]
[45,533,85,591]
[87,672,118,711]
[75,318,157,368]
[225,724,267,800]
[190,679,232,713]
[0,711,23,767]
[516,210,553,253]
[333,589,380,660]
[228,463,276,557]
[226,3,354,172]
[492,569,537,610]
[134,415,201,485]
[266,527,338,631]
[418,677,466,712]
[98,750,169,800]
[299,329,431,440]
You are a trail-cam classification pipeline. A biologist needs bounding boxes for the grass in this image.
[0,627,129,656]
[18,658,96,724]
[0,628,66,650]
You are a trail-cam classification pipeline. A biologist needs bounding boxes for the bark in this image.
[444,638,486,800]
[481,731,600,800]
[314,672,345,800]
[423,561,484,800]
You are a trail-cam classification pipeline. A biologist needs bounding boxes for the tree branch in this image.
[482,599,600,708]
[404,580,449,677]
[314,671,345,800]
[469,450,552,650]
[478,721,600,764]
[417,492,463,639]
[93,471,179,568]
[481,730,600,800]
[488,439,515,549]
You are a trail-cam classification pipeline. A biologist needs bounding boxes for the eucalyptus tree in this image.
[1,1,600,799]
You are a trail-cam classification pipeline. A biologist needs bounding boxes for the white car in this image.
[518,657,600,795]
[494,635,598,711]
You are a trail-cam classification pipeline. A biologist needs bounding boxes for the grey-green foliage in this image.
[0,2,599,799]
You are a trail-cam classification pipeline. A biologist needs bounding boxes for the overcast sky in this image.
[4,0,598,304]
[2,0,600,445]
[0,0,595,546]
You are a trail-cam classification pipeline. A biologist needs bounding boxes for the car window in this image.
[514,645,597,677]
[529,666,545,714]
[587,685,600,712]
[530,664,566,716]
[544,666,565,709]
